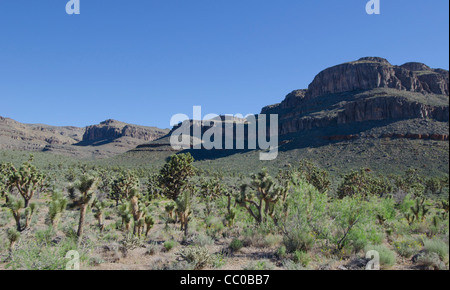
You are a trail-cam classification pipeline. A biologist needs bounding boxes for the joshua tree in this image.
[159,153,196,201]
[7,156,47,208]
[47,190,68,229]
[6,194,37,232]
[165,202,176,220]
[200,177,223,216]
[92,199,108,232]
[237,169,288,225]
[68,174,99,238]
[176,189,194,238]
[110,171,140,206]
[118,203,133,232]
[147,174,163,202]
[224,189,237,227]
[296,160,331,194]
[144,215,154,237]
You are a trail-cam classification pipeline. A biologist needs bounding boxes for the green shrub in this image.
[176,246,213,270]
[244,260,275,270]
[164,240,176,252]
[293,250,310,267]
[393,238,422,258]
[424,238,449,261]
[229,239,243,252]
[212,253,227,269]
[192,233,214,247]
[283,229,314,253]
[275,246,287,259]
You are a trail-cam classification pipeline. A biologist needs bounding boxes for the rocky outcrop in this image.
[305,57,448,99]
[0,117,169,158]
[261,57,449,137]
[82,119,168,142]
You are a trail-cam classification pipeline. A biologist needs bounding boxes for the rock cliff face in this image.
[82,119,168,143]
[0,117,169,158]
[306,57,449,99]
[262,57,449,137]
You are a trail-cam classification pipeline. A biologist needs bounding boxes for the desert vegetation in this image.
[0,153,448,270]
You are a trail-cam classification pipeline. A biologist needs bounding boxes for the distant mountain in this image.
[129,57,448,176]
[0,117,169,158]
[262,57,449,137]
[1,57,448,176]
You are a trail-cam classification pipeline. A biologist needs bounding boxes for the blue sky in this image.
[0,0,448,129]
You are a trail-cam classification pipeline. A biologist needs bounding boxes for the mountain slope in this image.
[0,117,169,158]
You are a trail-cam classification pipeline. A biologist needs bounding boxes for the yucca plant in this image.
[47,190,68,229]
[68,174,99,238]
[118,203,133,232]
[237,169,288,225]
[7,228,21,254]
[176,188,195,237]
[6,194,36,232]
[92,199,108,232]
[110,171,140,206]
[7,156,47,208]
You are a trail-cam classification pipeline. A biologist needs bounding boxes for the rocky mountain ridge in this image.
[262,57,449,136]
[0,117,169,158]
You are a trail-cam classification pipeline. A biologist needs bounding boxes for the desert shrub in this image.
[244,260,275,270]
[212,253,227,269]
[281,181,328,253]
[275,245,287,259]
[205,216,224,239]
[293,250,310,267]
[423,238,449,261]
[229,239,243,252]
[393,238,422,258]
[146,242,160,256]
[192,233,214,247]
[329,197,376,253]
[364,244,396,268]
[264,234,282,248]
[35,227,56,245]
[416,252,447,270]
[176,246,214,270]
[283,229,315,253]
[164,240,176,252]
[282,259,305,270]
[5,241,66,270]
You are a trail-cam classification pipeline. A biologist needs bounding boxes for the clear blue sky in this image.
[0,0,448,129]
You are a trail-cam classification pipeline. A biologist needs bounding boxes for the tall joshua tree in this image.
[68,174,99,238]
[159,153,196,201]
[7,156,47,208]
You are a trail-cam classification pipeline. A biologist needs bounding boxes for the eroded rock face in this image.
[306,57,449,98]
[82,119,168,142]
[262,57,449,137]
